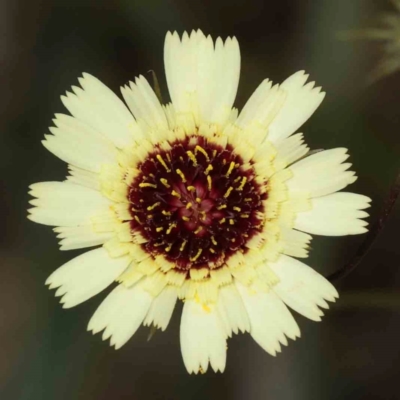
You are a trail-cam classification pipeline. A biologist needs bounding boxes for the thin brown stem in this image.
[327,170,400,282]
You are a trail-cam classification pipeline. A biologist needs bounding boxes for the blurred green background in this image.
[1,0,400,399]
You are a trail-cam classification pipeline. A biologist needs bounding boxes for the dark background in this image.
[1,0,400,399]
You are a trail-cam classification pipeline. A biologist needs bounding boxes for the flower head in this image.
[341,0,400,81]
[28,30,371,374]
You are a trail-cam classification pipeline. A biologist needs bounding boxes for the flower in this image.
[340,0,400,81]
[28,30,371,374]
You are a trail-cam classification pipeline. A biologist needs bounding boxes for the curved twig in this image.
[327,170,400,282]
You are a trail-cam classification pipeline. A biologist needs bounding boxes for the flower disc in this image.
[129,136,266,271]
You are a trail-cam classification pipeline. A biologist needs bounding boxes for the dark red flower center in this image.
[128,136,266,271]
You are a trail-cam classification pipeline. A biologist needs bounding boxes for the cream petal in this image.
[164,30,240,126]
[236,79,286,137]
[295,192,371,236]
[217,284,250,337]
[267,70,325,144]
[121,75,168,130]
[61,73,142,148]
[269,255,339,321]
[43,114,118,173]
[28,182,112,227]
[54,226,114,251]
[286,148,357,198]
[236,281,300,355]
[88,282,153,349]
[143,285,178,331]
[46,248,130,308]
[65,165,100,191]
[180,300,227,374]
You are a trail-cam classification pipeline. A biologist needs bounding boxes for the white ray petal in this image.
[236,282,300,355]
[164,30,240,126]
[54,226,114,250]
[61,73,142,148]
[295,192,371,236]
[143,285,178,331]
[43,114,118,173]
[273,133,310,169]
[217,284,250,337]
[280,227,312,258]
[267,70,325,144]
[236,80,286,138]
[46,248,130,308]
[121,75,168,130]
[180,300,227,374]
[269,255,339,321]
[65,165,100,190]
[88,282,153,349]
[286,148,357,198]
[28,182,111,227]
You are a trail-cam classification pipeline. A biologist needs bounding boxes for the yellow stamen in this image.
[156,227,163,232]
[186,151,197,166]
[195,145,209,161]
[204,164,213,175]
[176,169,186,183]
[156,154,170,172]
[165,244,172,252]
[229,219,234,225]
[147,214,153,219]
[196,197,202,203]
[194,226,202,234]
[186,202,193,209]
[190,248,202,262]
[171,190,181,198]
[217,204,227,210]
[210,248,215,253]
[187,186,196,192]
[237,177,247,191]
[139,182,157,189]
[225,161,235,177]
[244,198,252,202]
[160,178,170,188]
[234,176,241,183]
[147,202,160,211]
[180,240,187,251]
[240,214,249,218]
[211,236,217,245]
[219,218,226,224]
[182,216,190,221]
[233,206,241,212]
[162,210,172,216]
[166,223,177,234]
[207,175,212,190]
[134,215,142,224]
[224,187,233,198]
